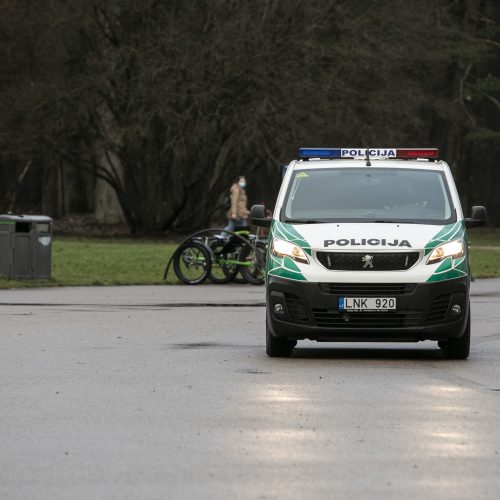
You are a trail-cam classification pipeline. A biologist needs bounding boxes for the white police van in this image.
[250,148,487,358]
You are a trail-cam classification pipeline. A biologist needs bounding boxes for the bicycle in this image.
[164,228,267,285]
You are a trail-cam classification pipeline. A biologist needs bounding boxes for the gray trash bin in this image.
[0,214,53,279]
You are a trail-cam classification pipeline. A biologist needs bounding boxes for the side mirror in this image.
[250,205,272,227]
[465,206,487,229]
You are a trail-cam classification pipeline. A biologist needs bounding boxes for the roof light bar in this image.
[395,148,439,159]
[298,148,342,159]
[298,148,439,160]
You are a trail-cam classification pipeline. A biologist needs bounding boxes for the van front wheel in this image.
[439,310,470,360]
[266,317,296,357]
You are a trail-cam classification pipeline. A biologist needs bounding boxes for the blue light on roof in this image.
[298,148,342,159]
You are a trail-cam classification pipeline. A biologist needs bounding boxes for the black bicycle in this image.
[165,228,267,285]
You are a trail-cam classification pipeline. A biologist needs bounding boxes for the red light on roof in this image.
[396,148,439,159]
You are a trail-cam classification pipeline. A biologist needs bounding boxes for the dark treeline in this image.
[0,0,499,233]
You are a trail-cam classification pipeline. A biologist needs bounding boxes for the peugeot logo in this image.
[362,255,374,269]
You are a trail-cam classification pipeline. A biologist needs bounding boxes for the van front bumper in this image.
[267,276,469,342]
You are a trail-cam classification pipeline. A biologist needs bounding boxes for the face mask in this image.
[239,181,246,189]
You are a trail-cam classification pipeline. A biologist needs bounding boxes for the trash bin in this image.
[0,214,53,279]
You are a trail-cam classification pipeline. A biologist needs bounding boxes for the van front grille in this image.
[316,252,420,271]
[319,283,416,296]
[312,309,423,328]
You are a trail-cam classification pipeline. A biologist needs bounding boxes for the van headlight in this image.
[270,238,309,264]
[426,239,465,265]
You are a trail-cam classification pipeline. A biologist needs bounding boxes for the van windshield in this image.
[282,168,455,224]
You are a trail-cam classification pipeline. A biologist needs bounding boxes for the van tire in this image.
[439,310,470,360]
[266,317,296,357]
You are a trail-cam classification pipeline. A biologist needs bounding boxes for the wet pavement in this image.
[1,281,500,499]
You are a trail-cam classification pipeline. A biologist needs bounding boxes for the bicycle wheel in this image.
[238,241,266,285]
[208,243,239,284]
[173,241,212,285]
[231,271,247,284]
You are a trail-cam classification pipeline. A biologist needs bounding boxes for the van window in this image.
[283,168,455,224]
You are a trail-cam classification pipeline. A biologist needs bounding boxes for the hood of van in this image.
[297,223,439,251]
[272,220,465,254]
[268,220,467,283]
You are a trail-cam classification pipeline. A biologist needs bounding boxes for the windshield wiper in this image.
[283,219,321,224]
[373,219,419,224]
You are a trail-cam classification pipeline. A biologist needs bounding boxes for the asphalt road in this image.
[1,280,500,500]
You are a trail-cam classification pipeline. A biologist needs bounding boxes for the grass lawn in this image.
[470,249,500,278]
[468,227,500,247]
[0,238,179,288]
[0,229,499,288]
[468,228,500,278]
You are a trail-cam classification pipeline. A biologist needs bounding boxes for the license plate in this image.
[338,297,396,312]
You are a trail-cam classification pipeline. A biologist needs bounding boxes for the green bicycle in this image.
[165,228,267,285]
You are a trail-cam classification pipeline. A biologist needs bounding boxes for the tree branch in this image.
[459,62,475,126]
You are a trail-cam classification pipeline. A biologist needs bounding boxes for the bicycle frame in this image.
[163,227,267,280]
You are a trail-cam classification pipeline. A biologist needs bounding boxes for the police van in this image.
[250,148,486,359]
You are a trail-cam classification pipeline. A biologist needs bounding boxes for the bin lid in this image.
[29,215,53,223]
[0,214,53,224]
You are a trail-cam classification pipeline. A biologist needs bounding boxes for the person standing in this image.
[224,176,249,232]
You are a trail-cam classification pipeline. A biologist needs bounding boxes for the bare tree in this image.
[1,0,499,229]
